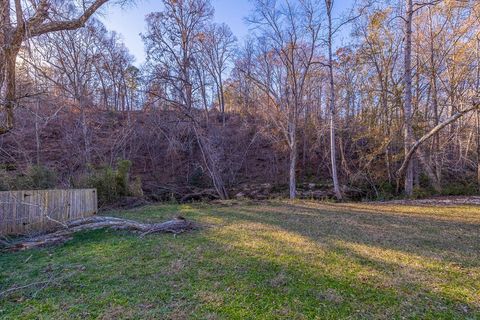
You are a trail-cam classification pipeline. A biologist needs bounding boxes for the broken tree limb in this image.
[2,216,196,252]
[396,99,480,193]
[180,189,219,203]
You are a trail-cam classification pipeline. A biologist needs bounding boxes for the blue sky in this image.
[101,0,354,65]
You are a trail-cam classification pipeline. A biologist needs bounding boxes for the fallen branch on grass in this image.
[2,216,196,252]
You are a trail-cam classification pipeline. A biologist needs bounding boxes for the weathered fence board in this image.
[0,189,97,235]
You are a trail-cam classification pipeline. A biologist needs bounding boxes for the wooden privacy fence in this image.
[0,189,97,236]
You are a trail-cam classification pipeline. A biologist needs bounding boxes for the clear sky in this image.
[101,0,355,65]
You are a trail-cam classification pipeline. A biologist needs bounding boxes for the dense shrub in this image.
[87,160,142,205]
[0,170,9,191]
[29,165,57,190]
[411,186,432,200]
[441,183,479,196]
[188,166,211,188]
[88,166,117,204]
[130,177,144,198]
[115,160,132,196]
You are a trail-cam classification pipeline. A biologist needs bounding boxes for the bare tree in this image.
[245,0,322,199]
[143,0,229,199]
[0,0,127,135]
[199,23,237,125]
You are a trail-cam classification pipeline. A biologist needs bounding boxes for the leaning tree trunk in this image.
[193,126,228,200]
[396,102,480,191]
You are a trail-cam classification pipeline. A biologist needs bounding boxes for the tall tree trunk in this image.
[289,129,297,200]
[417,148,441,192]
[35,101,41,165]
[0,2,11,135]
[476,37,480,192]
[2,47,20,135]
[0,1,7,97]
[429,10,442,188]
[78,96,90,165]
[403,0,415,197]
[303,102,309,171]
[326,1,342,200]
[477,109,480,191]
[219,75,226,126]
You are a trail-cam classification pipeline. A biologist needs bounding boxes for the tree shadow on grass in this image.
[198,224,477,319]
[215,202,480,264]
[202,202,480,317]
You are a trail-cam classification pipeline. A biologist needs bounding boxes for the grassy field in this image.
[0,200,479,319]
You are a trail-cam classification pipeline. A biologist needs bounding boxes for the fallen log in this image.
[180,189,219,203]
[2,216,196,252]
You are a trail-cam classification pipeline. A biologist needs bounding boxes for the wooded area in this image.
[1,0,480,201]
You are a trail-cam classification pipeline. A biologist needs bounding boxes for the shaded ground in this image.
[0,200,479,319]
[383,196,480,206]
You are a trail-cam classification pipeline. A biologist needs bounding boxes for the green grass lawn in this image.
[1,200,479,319]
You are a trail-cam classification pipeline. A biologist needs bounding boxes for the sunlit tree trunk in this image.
[477,37,480,191]
[403,0,415,196]
[428,9,442,189]
[0,1,14,134]
[289,118,297,200]
[477,110,480,191]
[35,101,41,165]
[326,0,342,200]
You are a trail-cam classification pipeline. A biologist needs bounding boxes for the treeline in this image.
[1,0,479,202]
